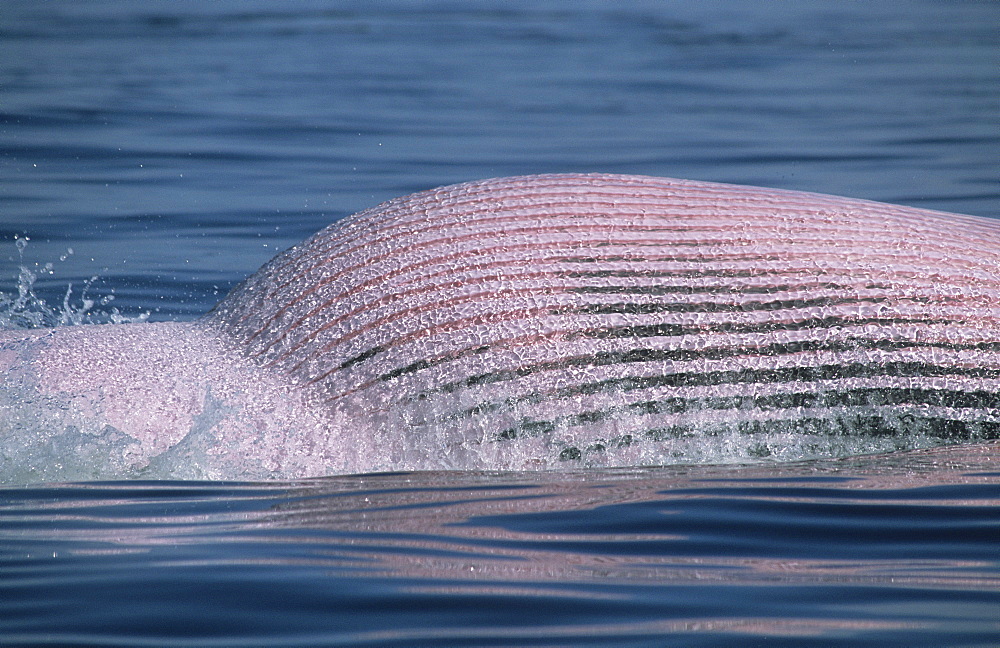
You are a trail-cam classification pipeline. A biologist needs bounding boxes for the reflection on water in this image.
[3,441,998,646]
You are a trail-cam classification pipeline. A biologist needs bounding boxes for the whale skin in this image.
[3,174,1000,481]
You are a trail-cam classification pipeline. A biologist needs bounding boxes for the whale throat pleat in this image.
[207,174,1000,455]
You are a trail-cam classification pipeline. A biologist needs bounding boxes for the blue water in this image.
[3,454,1000,647]
[1,1,999,645]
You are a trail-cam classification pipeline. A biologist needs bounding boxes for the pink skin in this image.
[3,174,1000,482]
[0,323,344,480]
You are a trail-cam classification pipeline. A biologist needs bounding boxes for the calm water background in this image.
[1,1,999,646]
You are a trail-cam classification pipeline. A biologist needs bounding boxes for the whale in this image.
[2,173,1000,482]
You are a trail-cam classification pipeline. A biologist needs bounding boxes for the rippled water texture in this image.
[2,446,999,647]
[1,1,999,646]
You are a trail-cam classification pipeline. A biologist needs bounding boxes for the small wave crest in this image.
[0,378,230,484]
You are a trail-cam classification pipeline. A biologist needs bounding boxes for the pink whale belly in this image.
[208,173,1000,466]
[4,173,1000,482]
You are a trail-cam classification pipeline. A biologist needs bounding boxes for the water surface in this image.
[4,446,1000,647]
[1,1,998,646]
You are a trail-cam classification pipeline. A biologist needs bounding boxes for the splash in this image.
[0,236,148,330]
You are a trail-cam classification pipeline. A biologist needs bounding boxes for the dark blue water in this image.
[3,453,1000,647]
[1,1,999,646]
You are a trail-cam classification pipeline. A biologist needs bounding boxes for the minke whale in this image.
[2,173,1000,482]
